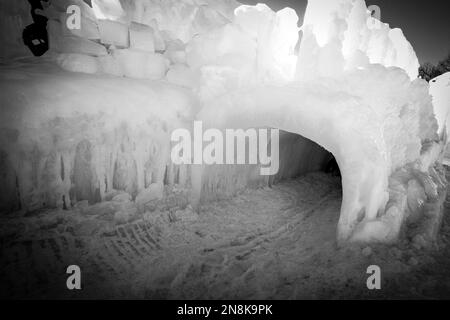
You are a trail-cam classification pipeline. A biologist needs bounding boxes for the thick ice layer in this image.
[186,3,299,95]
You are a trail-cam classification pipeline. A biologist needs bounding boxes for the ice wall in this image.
[0,60,195,213]
[187,3,300,102]
[296,0,420,80]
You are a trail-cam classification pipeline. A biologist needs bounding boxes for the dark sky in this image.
[240,0,449,65]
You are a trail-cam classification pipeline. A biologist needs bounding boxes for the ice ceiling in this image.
[0,0,448,244]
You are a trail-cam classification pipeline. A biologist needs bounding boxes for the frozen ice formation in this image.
[0,59,195,212]
[430,72,450,139]
[0,0,448,245]
[297,0,420,80]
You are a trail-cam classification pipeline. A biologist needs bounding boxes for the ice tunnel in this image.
[194,75,445,243]
[196,128,334,202]
[0,0,448,246]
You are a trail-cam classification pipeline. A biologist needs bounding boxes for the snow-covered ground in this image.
[1,171,450,299]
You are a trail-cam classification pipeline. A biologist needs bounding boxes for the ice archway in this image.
[197,80,401,242]
[190,0,444,243]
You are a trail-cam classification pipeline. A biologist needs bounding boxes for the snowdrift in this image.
[0,0,448,245]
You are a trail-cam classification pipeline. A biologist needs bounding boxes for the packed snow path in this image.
[1,171,450,299]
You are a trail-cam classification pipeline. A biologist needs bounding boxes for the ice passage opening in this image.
[197,128,343,236]
[269,130,340,186]
[266,130,343,228]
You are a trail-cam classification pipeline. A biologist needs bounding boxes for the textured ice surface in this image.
[129,22,156,52]
[297,0,419,80]
[0,0,448,244]
[430,72,450,139]
[0,58,195,212]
